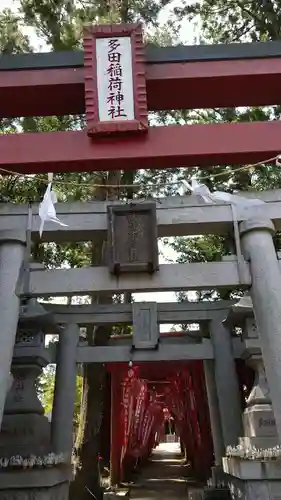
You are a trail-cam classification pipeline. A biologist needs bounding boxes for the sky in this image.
[2,0,199,310]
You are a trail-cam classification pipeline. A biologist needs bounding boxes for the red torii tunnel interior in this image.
[106,359,254,484]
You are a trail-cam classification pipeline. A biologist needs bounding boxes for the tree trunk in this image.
[70,323,113,499]
[70,171,121,500]
[70,361,108,500]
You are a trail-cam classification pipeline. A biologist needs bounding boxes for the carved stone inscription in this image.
[259,417,276,428]
[107,203,158,274]
[13,378,25,404]
[0,424,34,438]
[115,211,149,264]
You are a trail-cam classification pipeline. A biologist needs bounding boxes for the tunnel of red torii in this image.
[107,359,254,484]
[2,21,281,500]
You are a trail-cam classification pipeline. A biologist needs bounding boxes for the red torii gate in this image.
[1,26,281,174]
[0,24,264,485]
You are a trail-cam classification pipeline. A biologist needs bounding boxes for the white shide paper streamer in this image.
[38,174,68,237]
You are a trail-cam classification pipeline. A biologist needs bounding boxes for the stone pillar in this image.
[209,319,243,447]
[0,230,26,430]
[240,218,281,444]
[203,360,225,466]
[51,323,80,458]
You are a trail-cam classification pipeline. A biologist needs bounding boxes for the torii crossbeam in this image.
[2,40,281,116]
[1,31,281,174]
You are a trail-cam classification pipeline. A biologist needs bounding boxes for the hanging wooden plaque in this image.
[107,203,158,274]
[84,23,148,136]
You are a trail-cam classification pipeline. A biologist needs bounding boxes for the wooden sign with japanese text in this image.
[84,23,148,136]
[107,202,159,275]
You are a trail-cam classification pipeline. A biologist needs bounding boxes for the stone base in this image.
[0,465,72,490]
[239,436,279,450]
[227,477,281,500]
[0,414,50,456]
[223,457,281,500]
[210,465,226,487]
[104,490,129,500]
[243,404,277,438]
[203,488,231,499]
[223,457,281,480]
[0,483,69,500]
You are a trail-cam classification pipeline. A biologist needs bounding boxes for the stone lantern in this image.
[0,299,70,499]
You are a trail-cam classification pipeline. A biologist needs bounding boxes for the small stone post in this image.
[240,315,278,449]
[242,353,278,450]
[203,360,225,466]
[51,323,80,458]
[209,319,243,447]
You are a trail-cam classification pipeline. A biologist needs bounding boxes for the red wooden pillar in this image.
[110,369,122,486]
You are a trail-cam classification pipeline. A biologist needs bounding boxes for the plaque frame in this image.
[107,202,158,275]
[84,23,148,137]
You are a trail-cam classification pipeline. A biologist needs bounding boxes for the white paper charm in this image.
[183,178,265,208]
[39,181,68,237]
